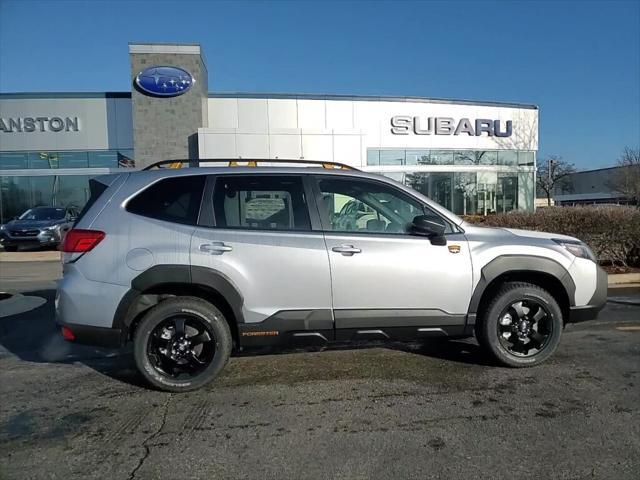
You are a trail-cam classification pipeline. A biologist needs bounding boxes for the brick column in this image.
[129,43,208,168]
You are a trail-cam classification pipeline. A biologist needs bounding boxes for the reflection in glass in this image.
[89,151,118,168]
[59,152,88,169]
[518,151,535,166]
[0,176,31,221]
[497,151,518,166]
[366,149,380,166]
[29,152,59,169]
[0,153,28,169]
[57,175,90,209]
[379,150,404,165]
[454,150,497,165]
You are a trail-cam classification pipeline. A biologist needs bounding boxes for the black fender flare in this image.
[467,255,576,316]
[112,264,245,339]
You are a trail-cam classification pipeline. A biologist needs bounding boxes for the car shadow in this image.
[0,289,495,389]
[0,289,147,388]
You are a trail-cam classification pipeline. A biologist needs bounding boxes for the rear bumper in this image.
[56,320,124,348]
[55,263,129,347]
[568,265,608,323]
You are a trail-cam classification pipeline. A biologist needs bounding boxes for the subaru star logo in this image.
[135,66,194,97]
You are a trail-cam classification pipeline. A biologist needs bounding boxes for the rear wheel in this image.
[476,282,563,367]
[134,296,232,392]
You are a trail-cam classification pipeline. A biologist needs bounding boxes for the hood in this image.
[461,222,581,243]
[4,219,65,229]
[500,227,580,243]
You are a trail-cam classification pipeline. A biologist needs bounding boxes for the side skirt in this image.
[238,309,470,348]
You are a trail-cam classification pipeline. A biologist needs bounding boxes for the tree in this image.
[537,155,576,206]
[608,146,640,204]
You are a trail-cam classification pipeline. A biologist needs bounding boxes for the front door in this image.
[191,174,333,342]
[314,175,473,334]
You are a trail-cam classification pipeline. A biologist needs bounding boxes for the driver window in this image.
[318,177,428,234]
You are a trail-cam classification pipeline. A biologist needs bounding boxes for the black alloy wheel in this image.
[134,296,232,392]
[476,282,563,367]
[147,314,216,379]
[496,299,553,357]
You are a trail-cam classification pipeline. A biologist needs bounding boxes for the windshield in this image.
[18,207,66,221]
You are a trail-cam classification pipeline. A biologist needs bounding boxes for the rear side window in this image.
[213,175,310,231]
[74,178,108,225]
[127,175,206,225]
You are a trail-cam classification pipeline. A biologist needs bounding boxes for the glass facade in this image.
[0,149,135,170]
[368,149,535,216]
[0,150,135,223]
[367,149,535,167]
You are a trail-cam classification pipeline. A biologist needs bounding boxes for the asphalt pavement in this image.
[0,261,639,479]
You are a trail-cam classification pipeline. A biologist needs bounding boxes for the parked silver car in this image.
[55,160,607,391]
[0,206,78,251]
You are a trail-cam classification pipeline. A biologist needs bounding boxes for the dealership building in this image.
[0,43,538,223]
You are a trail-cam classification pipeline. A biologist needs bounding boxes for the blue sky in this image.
[1,0,638,169]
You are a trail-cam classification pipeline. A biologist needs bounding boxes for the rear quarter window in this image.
[127,175,206,225]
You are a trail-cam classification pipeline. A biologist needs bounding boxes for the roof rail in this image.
[142,158,359,171]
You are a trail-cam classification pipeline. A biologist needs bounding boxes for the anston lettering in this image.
[0,116,80,133]
[390,116,512,137]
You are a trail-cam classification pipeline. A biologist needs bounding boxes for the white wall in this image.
[0,96,133,151]
[201,97,538,167]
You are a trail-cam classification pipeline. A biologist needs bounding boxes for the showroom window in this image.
[0,149,135,170]
[367,149,535,167]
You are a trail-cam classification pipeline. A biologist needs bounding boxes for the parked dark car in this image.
[0,206,78,251]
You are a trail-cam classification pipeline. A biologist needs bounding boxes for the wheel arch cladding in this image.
[112,264,244,344]
[468,255,575,322]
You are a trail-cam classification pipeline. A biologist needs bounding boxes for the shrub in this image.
[463,206,640,267]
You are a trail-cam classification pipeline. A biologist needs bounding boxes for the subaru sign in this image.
[135,66,194,97]
[390,116,513,137]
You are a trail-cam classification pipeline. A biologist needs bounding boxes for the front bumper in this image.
[568,265,608,323]
[0,230,60,247]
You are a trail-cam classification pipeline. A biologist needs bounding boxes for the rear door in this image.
[191,174,333,341]
[313,174,473,337]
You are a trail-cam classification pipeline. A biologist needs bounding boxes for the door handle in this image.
[199,242,233,255]
[332,245,361,256]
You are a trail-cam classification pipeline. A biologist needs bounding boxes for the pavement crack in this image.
[127,395,172,480]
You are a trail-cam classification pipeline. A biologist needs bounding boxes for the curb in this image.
[608,273,640,285]
[608,298,640,307]
[0,251,61,262]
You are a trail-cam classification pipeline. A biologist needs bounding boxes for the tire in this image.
[133,296,232,392]
[476,282,563,368]
[3,246,18,252]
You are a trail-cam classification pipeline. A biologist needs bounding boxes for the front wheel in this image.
[476,282,563,367]
[133,296,232,392]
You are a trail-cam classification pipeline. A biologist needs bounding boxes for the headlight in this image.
[553,239,596,262]
[44,225,60,232]
[0,224,5,231]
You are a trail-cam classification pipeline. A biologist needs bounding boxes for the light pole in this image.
[548,158,555,205]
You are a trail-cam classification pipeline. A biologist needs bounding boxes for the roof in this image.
[208,92,538,109]
[0,91,537,109]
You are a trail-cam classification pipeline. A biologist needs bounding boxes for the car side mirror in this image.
[410,215,447,245]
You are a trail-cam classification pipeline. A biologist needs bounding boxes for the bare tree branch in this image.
[608,146,640,203]
[537,155,576,206]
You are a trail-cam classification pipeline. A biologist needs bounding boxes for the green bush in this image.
[463,206,640,267]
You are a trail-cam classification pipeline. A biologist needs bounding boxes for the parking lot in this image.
[1,261,639,479]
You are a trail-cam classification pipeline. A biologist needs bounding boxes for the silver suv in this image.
[56,160,607,392]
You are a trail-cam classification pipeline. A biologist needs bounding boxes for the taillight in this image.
[61,326,76,341]
[62,229,105,253]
